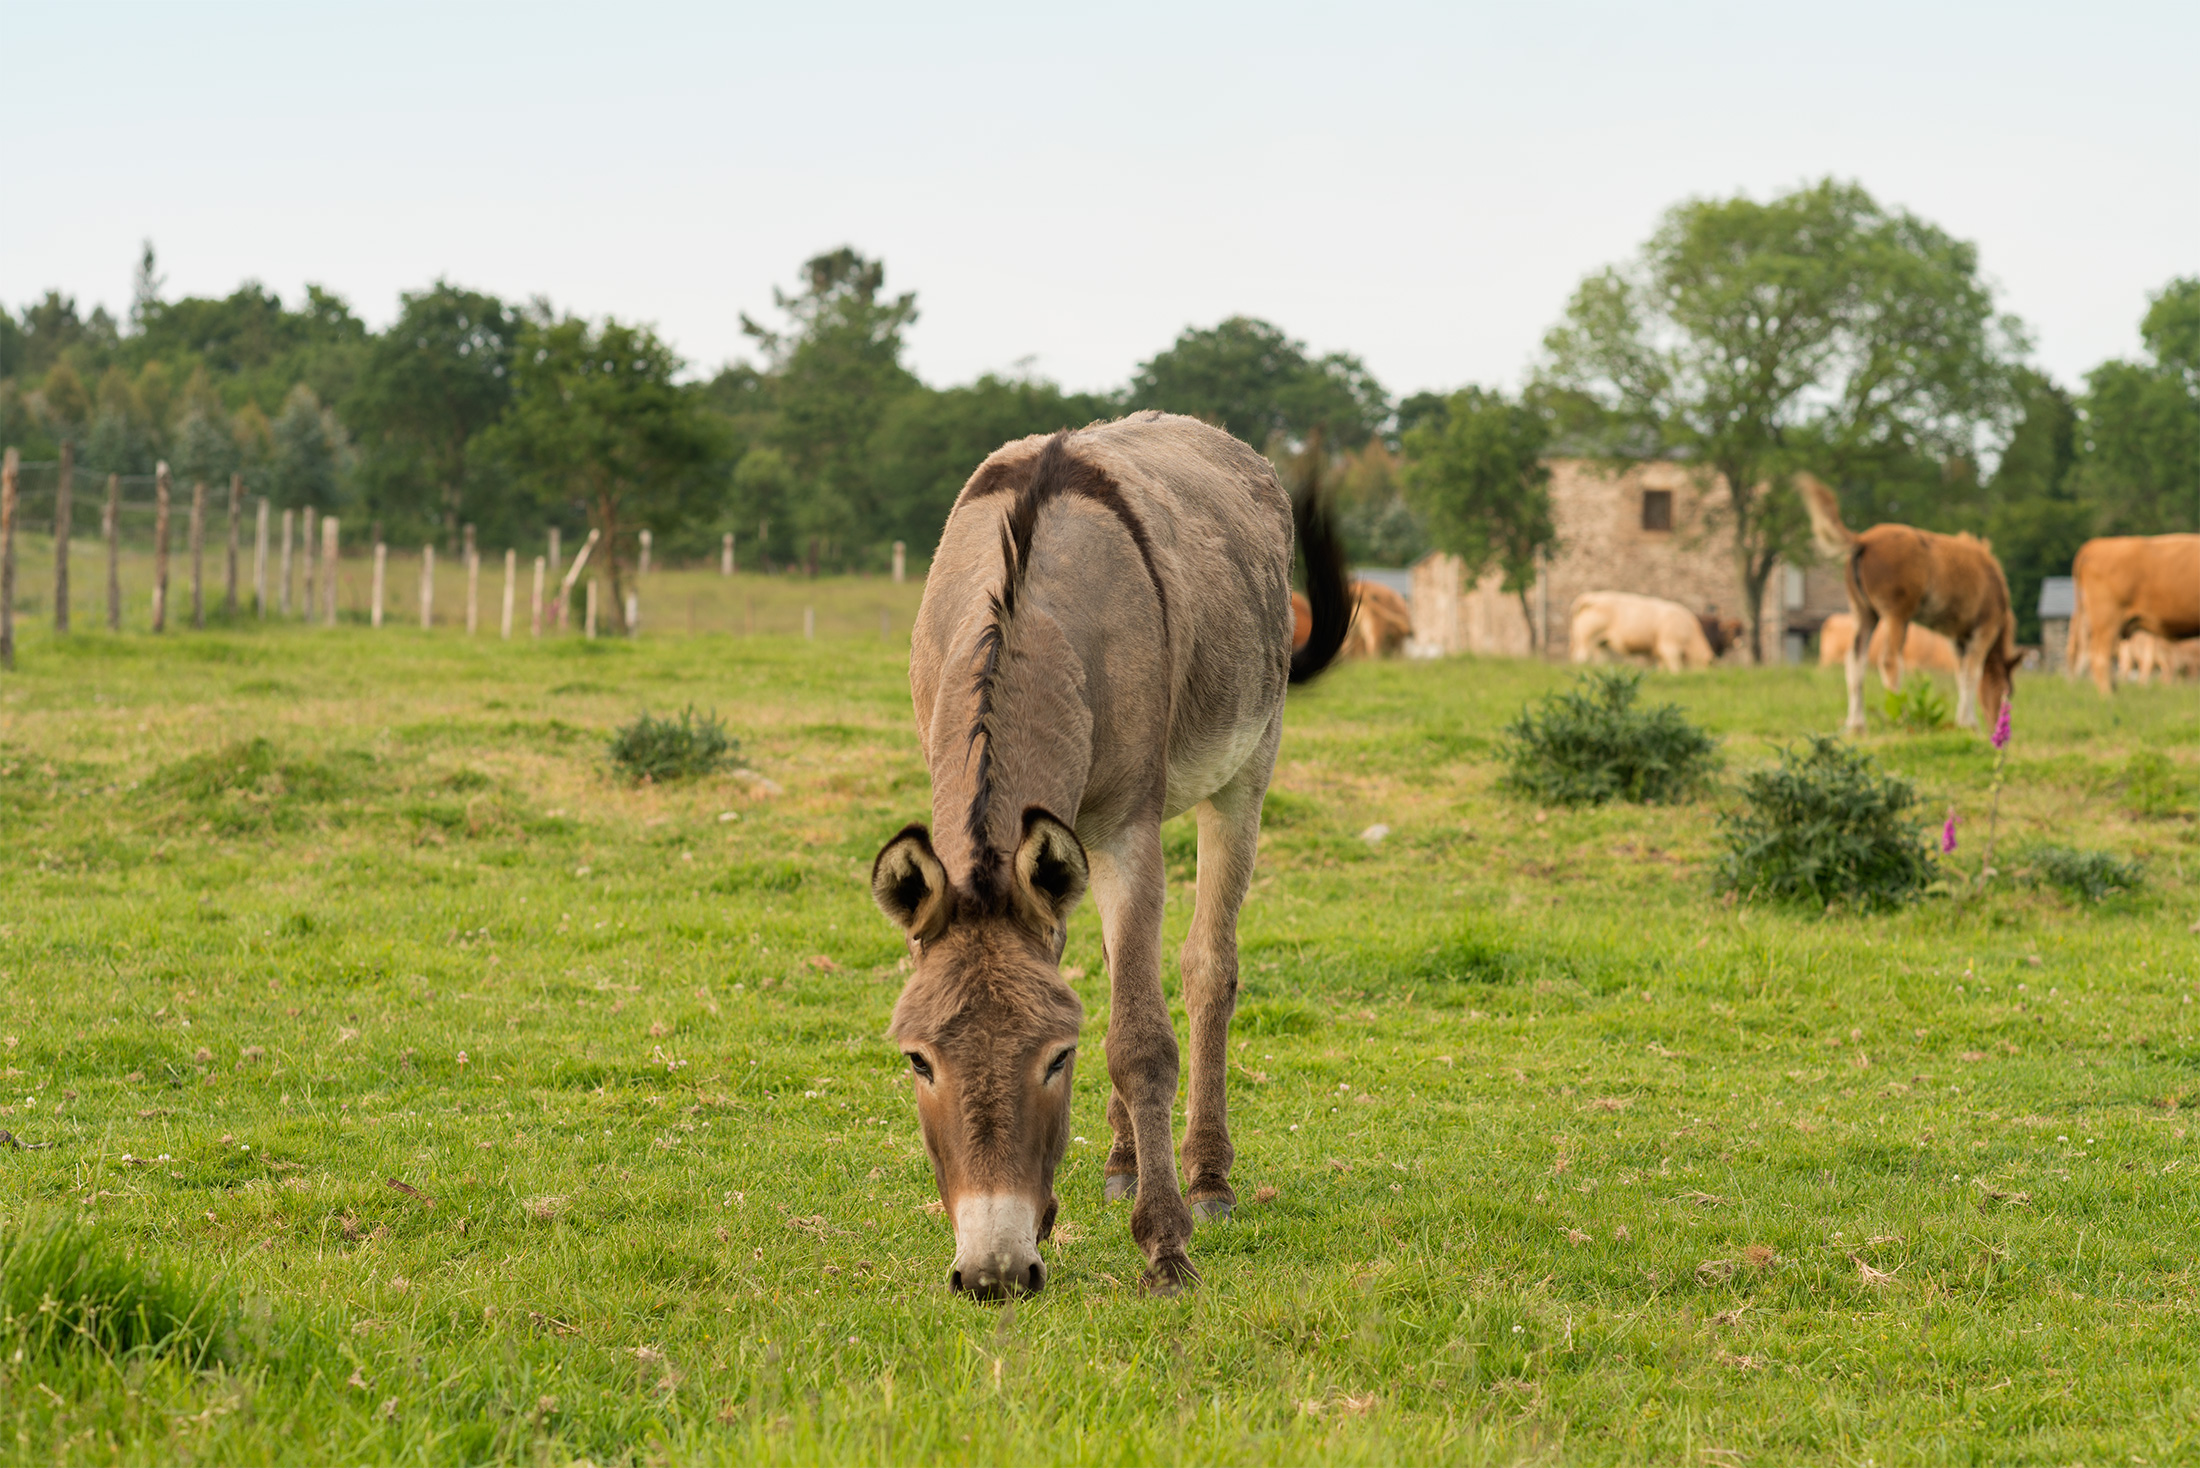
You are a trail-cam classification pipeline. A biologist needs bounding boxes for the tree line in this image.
[3,181,2192,652]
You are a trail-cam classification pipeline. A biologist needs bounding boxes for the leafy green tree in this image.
[265,385,345,510]
[1984,371,2089,642]
[2069,277,2199,534]
[345,283,516,544]
[1126,316,1385,450]
[1541,179,2024,660]
[734,248,923,565]
[868,371,1114,555]
[487,312,723,627]
[171,406,237,488]
[38,362,91,434]
[1400,388,1557,644]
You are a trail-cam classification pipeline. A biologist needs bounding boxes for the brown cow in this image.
[1801,475,2016,736]
[1817,612,1959,677]
[2065,534,2200,696]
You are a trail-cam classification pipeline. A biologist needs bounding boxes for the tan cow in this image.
[2066,534,2200,695]
[1343,581,1412,658]
[2115,629,2200,684]
[1817,613,1959,677]
[1569,591,1716,672]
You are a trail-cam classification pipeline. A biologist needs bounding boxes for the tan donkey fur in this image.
[871,413,1350,1297]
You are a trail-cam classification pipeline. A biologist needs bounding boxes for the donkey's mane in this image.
[961,431,1170,899]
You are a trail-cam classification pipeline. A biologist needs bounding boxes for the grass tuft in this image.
[2019,843,2144,901]
[0,1214,227,1367]
[607,706,740,783]
[1883,678,1951,732]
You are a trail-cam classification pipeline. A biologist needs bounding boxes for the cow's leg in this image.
[1087,825,1195,1292]
[1178,710,1280,1223]
[2087,611,2119,697]
[1878,618,1909,699]
[1843,603,1875,734]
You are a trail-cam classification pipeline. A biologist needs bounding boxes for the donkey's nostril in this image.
[949,1269,965,1294]
[1026,1262,1045,1293]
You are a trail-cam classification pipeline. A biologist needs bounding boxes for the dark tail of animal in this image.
[1289,476,1352,684]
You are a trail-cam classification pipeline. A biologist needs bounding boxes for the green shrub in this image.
[1716,735,1935,910]
[1884,679,1951,732]
[2018,844,2143,902]
[2123,751,2194,818]
[608,706,739,783]
[1498,669,1719,806]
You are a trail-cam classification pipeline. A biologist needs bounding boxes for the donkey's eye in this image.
[1045,1048,1074,1082]
[905,1052,934,1082]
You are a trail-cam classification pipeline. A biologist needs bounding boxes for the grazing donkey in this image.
[1803,474,2018,737]
[870,412,1349,1298]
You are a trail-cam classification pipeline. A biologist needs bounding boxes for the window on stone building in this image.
[1640,490,1672,532]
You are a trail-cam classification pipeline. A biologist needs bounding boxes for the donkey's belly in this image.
[1159,717,1270,821]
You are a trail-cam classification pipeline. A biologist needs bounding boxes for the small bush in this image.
[2123,751,2194,818]
[1716,735,1935,910]
[2019,845,2143,902]
[1884,679,1951,732]
[1499,669,1719,806]
[608,706,739,783]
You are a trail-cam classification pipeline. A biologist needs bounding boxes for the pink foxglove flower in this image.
[1991,699,2012,750]
[1940,810,1959,854]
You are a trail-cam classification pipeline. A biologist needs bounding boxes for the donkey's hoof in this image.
[1189,1195,1233,1222]
[1104,1173,1137,1204]
[1142,1252,1199,1297]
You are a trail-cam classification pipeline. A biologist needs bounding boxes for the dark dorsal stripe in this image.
[961,432,1170,896]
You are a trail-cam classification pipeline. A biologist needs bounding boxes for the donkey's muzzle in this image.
[949,1194,1045,1300]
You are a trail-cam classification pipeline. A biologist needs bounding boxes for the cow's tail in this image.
[1798,473,1854,561]
[1289,473,1352,684]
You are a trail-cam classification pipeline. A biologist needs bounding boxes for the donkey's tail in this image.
[1289,476,1352,684]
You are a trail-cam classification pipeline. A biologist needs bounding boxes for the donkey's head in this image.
[1979,610,2019,735]
[871,809,1087,1300]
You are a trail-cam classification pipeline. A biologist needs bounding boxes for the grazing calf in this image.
[1817,612,1959,678]
[1569,591,1717,672]
[871,413,1350,1298]
[1802,475,2016,736]
[2065,535,2200,696]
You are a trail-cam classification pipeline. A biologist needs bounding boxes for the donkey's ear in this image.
[1013,808,1088,939]
[872,825,950,941]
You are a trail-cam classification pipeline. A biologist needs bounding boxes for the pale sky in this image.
[5,1,2194,400]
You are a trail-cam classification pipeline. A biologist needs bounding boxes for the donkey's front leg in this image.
[1178,719,1279,1221]
[1088,825,1195,1292]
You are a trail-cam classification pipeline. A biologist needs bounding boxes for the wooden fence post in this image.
[804,606,815,640]
[892,540,905,585]
[189,480,207,629]
[0,447,16,669]
[302,507,317,620]
[466,548,480,635]
[722,532,734,576]
[555,528,599,630]
[52,440,72,633]
[152,461,172,633]
[547,527,561,580]
[625,590,639,636]
[420,544,435,628]
[105,474,121,632]
[585,577,598,639]
[279,509,295,617]
[371,543,387,627]
[253,499,268,618]
[224,474,240,618]
[322,518,339,626]
[501,549,516,639]
[531,556,545,637]
[639,529,652,577]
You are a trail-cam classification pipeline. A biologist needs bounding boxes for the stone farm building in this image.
[1406,458,1848,663]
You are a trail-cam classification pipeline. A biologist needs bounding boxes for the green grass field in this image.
[1,567,2196,1465]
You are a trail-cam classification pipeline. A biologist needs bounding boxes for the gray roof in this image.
[2038,576,2076,619]
[1352,567,1415,598]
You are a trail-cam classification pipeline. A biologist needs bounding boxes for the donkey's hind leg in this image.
[1178,711,1282,1223]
